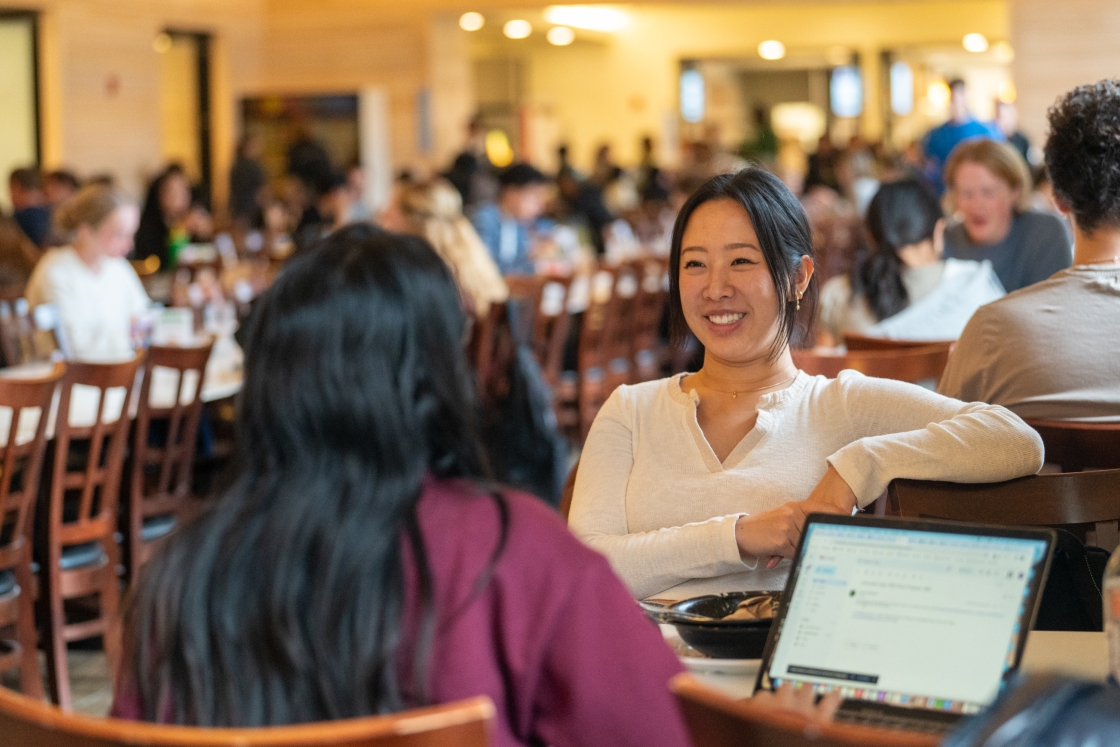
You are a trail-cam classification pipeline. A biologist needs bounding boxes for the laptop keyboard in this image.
[835,703,960,735]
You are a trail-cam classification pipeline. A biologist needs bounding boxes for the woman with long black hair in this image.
[817,178,1005,343]
[111,225,691,747]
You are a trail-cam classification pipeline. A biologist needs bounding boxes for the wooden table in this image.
[666,628,1109,701]
[0,337,243,445]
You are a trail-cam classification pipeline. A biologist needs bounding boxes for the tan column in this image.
[859,45,883,142]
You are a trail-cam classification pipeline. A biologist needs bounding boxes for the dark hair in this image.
[668,168,817,359]
[45,170,81,191]
[853,180,943,321]
[134,165,187,264]
[948,78,966,92]
[8,167,41,191]
[499,163,548,189]
[124,225,497,726]
[1045,78,1120,233]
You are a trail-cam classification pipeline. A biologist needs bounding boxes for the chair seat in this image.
[59,542,107,571]
[140,514,178,542]
[0,570,15,599]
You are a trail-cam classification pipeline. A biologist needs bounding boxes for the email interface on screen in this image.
[767,523,1048,714]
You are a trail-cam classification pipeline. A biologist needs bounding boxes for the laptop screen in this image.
[763,521,1050,715]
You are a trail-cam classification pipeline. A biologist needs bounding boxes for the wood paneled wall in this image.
[1011,0,1120,146]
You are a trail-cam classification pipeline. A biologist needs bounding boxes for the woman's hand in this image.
[735,499,847,567]
[751,682,841,723]
[805,465,858,513]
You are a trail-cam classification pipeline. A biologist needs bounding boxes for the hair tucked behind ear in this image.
[124,225,494,727]
[853,180,943,321]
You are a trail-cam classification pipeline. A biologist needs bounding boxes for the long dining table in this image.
[0,336,243,446]
[665,626,1109,700]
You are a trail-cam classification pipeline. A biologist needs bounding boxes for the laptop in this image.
[755,514,1055,735]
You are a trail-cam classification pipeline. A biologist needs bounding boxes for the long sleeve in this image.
[569,390,752,600]
[827,371,1044,505]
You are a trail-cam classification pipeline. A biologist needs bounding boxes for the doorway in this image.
[0,9,40,210]
[157,30,213,207]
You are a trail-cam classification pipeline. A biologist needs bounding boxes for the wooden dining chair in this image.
[631,259,669,383]
[842,333,955,354]
[530,276,575,392]
[670,674,939,747]
[792,345,951,385]
[0,361,64,699]
[1023,418,1120,472]
[124,343,214,584]
[38,355,144,710]
[0,684,494,747]
[887,469,1120,552]
[503,274,547,347]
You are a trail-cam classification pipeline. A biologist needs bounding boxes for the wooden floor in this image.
[1,649,112,716]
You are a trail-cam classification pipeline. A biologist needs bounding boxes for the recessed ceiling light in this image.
[543,6,628,32]
[503,19,532,39]
[459,12,484,32]
[963,33,989,53]
[547,26,575,46]
[758,40,786,61]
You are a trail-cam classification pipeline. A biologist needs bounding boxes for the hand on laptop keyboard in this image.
[752,683,842,723]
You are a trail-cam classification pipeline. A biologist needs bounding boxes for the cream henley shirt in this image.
[569,371,1044,600]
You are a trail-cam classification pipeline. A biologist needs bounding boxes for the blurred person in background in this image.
[134,165,214,269]
[939,78,1120,421]
[344,163,371,223]
[44,170,81,209]
[444,115,496,211]
[590,143,617,187]
[922,79,1003,194]
[996,100,1033,165]
[0,215,43,286]
[380,178,508,319]
[818,179,1004,344]
[229,133,268,231]
[555,169,612,258]
[26,184,149,361]
[8,167,53,247]
[286,124,332,198]
[804,134,841,193]
[293,171,353,253]
[472,163,552,275]
[942,138,1071,292]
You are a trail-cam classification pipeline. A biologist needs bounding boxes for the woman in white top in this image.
[568,168,1043,601]
[26,184,150,361]
[817,179,1004,344]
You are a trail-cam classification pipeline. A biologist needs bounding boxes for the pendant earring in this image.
[796,291,802,312]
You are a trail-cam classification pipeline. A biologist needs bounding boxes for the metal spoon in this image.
[638,600,713,624]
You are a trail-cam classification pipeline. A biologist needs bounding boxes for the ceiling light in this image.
[459,12,484,32]
[963,33,989,53]
[543,6,628,32]
[928,80,951,108]
[503,19,532,39]
[998,81,1018,104]
[153,32,172,54]
[993,40,1015,63]
[547,26,575,46]
[758,40,786,61]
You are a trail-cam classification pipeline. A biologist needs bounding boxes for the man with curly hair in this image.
[938,79,1120,422]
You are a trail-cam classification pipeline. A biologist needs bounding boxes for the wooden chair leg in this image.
[14,565,43,700]
[100,565,123,678]
[43,587,71,711]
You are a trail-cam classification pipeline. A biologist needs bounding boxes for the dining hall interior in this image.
[0,0,1118,744]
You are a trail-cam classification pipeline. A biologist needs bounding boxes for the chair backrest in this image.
[131,343,214,521]
[888,470,1120,551]
[631,259,668,355]
[670,674,938,747]
[792,345,950,384]
[49,355,144,550]
[0,684,494,747]
[532,276,574,388]
[1024,419,1120,472]
[842,334,955,353]
[503,274,547,346]
[0,362,64,571]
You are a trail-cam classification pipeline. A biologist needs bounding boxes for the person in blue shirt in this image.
[922,79,1004,195]
[8,168,53,248]
[471,163,551,275]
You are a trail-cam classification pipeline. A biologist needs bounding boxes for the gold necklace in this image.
[696,372,799,399]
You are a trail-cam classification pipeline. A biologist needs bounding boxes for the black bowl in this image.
[669,591,779,660]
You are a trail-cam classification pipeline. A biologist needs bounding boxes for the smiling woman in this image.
[567,168,1046,601]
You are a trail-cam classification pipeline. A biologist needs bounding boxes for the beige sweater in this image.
[569,371,1043,600]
